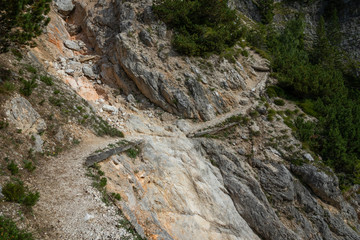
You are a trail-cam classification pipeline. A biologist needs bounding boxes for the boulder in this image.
[291,164,342,207]
[64,40,81,51]
[5,96,46,134]
[138,30,153,47]
[54,0,75,15]
[33,134,44,153]
[102,104,118,114]
[82,64,96,79]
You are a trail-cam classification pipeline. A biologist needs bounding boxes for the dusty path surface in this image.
[29,134,129,240]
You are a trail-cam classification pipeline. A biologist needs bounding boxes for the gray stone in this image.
[0,186,4,200]
[65,23,82,35]
[138,30,153,47]
[54,0,74,15]
[5,96,46,134]
[238,148,246,155]
[259,162,295,202]
[176,119,191,132]
[127,94,136,104]
[83,64,96,79]
[102,104,118,114]
[291,164,342,207]
[55,127,64,142]
[303,153,314,162]
[33,134,44,153]
[250,123,260,133]
[257,106,267,115]
[65,69,75,76]
[64,40,81,51]
[67,60,82,71]
[142,6,154,24]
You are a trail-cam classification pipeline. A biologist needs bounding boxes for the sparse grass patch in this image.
[24,65,37,74]
[0,81,16,94]
[48,97,62,107]
[11,49,23,60]
[93,117,124,138]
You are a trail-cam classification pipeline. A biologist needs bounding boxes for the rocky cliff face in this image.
[25,0,360,239]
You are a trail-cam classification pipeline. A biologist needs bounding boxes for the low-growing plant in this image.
[24,65,37,74]
[2,180,39,207]
[40,75,53,86]
[127,148,139,159]
[23,160,36,172]
[48,97,62,107]
[274,99,285,106]
[20,77,37,96]
[93,118,124,137]
[11,48,23,60]
[0,81,16,93]
[0,216,34,240]
[0,120,9,129]
[7,161,19,175]
[112,193,121,201]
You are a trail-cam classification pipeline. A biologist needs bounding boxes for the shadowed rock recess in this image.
[15,0,359,239]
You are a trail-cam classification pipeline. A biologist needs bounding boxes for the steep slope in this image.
[2,0,359,239]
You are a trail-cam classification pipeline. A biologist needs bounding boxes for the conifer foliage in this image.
[0,0,52,53]
[153,0,243,56]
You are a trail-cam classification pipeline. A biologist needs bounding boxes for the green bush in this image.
[20,77,37,96]
[2,180,40,207]
[40,75,53,86]
[22,192,40,207]
[0,120,9,129]
[127,148,139,159]
[153,0,244,56]
[112,193,121,201]
[0,216,34,240]
[274,99,285,106]
[99,177,107,188]
[7,161,19,175]
[24,160,36,172]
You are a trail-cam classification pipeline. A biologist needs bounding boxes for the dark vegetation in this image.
[0,0,52,52]
[248,4,360,187]
[153,0,244,56]
[0,216,34,240]
[2,180,40,207]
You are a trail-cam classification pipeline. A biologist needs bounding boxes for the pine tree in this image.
[258,0,274,24]
[312,16,331,64]
[327,8,341,46]
[0,0,52,53]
